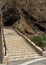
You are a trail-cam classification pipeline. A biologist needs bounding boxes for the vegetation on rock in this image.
[32,35,46,48]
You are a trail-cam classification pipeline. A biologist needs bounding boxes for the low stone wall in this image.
[0,30,3,63]
[12,27,43,56]
[15,28,46,57]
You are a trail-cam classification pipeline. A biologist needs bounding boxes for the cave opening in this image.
[2,4,20,26]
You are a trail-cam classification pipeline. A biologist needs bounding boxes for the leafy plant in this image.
[41,40,46,46]
[32,35,46,47]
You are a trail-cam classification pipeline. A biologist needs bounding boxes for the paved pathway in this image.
[28,60,46,65]
[20,58,46,65]
[3,27,40,63]
[7,58,46,65]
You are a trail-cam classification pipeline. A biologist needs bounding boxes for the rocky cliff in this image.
[7,0,46,22]
[2,0,46,36]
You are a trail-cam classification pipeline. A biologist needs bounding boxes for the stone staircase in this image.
[3,27,40,63]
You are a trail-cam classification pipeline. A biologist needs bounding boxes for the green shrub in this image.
[42,35,46,41]
[41,40,46,46]
[32,35,46,47]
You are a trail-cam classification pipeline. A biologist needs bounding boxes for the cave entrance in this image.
[2,3,20,26]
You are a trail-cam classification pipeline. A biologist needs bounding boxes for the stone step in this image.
[3,27,40,63]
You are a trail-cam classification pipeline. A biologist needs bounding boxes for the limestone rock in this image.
[7,0,46,22]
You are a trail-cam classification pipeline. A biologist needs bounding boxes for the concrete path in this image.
[20,58,46,65]
[7,58,46,65]
[3,27,40,63]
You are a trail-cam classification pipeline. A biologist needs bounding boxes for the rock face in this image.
[0,0,6,13]
[7,0,46,22]
[2,0,46,33]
